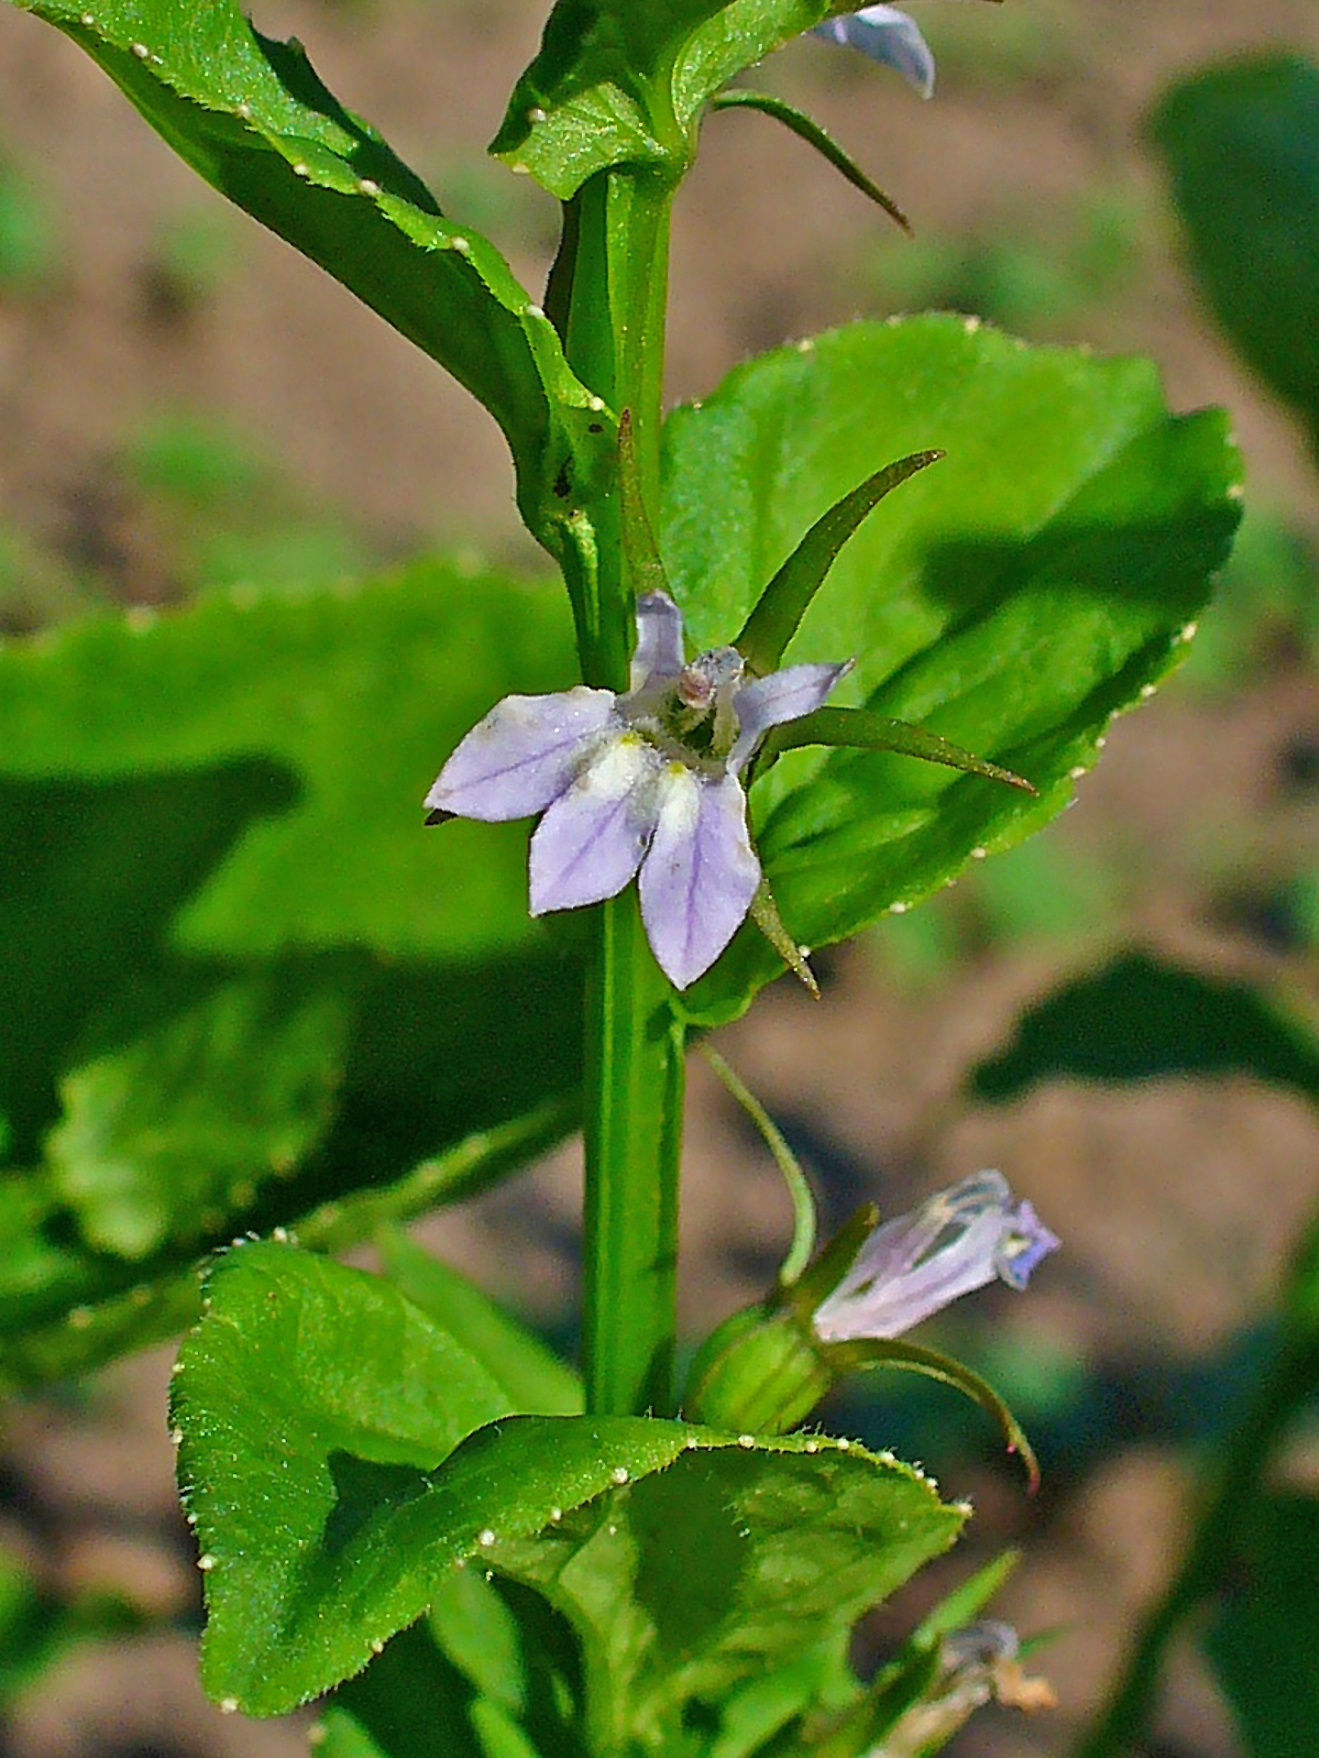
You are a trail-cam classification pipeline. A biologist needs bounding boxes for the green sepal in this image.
[750,878,820,997]
[734,451,943,676]
[826,1336,1040,1491]
[376,1229,583,1418]
[788,1205,878,1314]
[709,89,909,231]
[767,705,1038,793]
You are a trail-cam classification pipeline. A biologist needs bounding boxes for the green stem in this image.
[555,165,685,1415]
[1074,1320,1319,1758]
[583,890,686,1414]
[551,166,673,689]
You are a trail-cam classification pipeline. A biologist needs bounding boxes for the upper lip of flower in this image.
[811,1169,1061,1341]
[426,589,851,990]
[809,6,938,100]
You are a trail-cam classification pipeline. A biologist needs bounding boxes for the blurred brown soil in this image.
[2,3,1319,1757]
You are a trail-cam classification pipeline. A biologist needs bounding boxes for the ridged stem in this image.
[553,165,685,1415]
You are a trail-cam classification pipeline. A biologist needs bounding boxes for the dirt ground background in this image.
[2,2,1319,1756]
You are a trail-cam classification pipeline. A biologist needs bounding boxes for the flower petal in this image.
[631,591,686,689]
[813,1170,1058,1341]
[730,661,853,771]
[995,1200,1061,1290]
[529,734,664,914]
[427,687,617,821]
[811,7,937,99]
[639,769,761,989]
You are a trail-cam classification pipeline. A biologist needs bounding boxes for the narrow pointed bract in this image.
[812,1170,1059,1341]
[427,591,850,989]
[811,6,939,100]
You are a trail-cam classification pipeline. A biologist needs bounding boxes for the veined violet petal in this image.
[730,661,853,771]
[639,769,761,989]
[529,734,663,914]
[631,590,686,688]
[427,687,617,821]
[811,6,937,99]
[813,1170,1058,1341]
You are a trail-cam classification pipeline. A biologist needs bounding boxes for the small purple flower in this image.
[812,1169,1059,1342]
[811,5,938,99]
[426,591,850,990]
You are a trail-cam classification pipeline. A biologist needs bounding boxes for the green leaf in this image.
[0,564,577,961]
[0,1101,573,1392]
[659,317,1241,1023]
[0,561,585,1374]
[494,1428,955,1756]
[1204,1494,1319,1758]
[969,951,1319,1106]
[377,1228,583,1417]
[321,1576,588,1758]
[317,1618,491,1758]
[492,2,840,198]
[1149,54,1319,456]
[176,1244,963,1726]
[9,0,610,539]
[705,1640,856,1758]
[47,967,350,1259]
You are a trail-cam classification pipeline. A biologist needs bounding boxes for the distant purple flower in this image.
[427,591,850,990]
[812,1170,1059,1341]
[811,5,938,99]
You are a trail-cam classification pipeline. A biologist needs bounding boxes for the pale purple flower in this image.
[811,5,938,99]
[426,591,850,990]
[812,1169,1059,1342]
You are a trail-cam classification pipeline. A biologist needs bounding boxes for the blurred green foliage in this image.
[871,829,1124,991]
[1150,52,1319,458]
[1206,1492,1319,1758]
[142,202,244,318]
[0,1545,141,1707]
[0,157,55,294]
[121,410,373,599]
[971,951,1319,1104]
[918,0,1082,89]
[1178,506,1319,695]
[856,187,1144,337]
[0,410,380,635]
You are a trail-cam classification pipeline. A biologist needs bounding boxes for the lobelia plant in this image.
[0,2,1244,1756]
